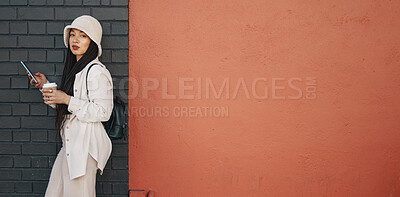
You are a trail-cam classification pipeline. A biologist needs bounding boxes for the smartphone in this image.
[20,61,38,84]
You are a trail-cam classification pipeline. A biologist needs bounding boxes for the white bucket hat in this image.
[63,15,103,57]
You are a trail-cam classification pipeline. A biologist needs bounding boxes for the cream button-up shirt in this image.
[44,58,113,180]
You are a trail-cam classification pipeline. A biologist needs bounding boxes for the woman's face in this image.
[69,28,91,61]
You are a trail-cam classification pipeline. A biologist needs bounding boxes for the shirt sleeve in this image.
[67,66,114,122]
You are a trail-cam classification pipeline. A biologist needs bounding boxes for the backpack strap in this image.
[86,63,99,101]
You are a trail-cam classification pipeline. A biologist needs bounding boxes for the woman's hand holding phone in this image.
[27,72,47,89]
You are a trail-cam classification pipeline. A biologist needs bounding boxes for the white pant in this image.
[45,144,98,197]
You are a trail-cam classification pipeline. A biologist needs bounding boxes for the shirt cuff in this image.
[67,96,85,113]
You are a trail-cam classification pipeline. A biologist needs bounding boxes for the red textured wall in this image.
[129,0,400,196]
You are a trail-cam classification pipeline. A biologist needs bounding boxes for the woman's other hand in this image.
[28,72,47,89]
[42,89,71,105]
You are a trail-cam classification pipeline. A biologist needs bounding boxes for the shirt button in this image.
[66,139,70,142]
[66,126,69,129]
[67,153,70,156]
[74,89,77,92]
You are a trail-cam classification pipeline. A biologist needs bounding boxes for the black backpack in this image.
[86,64,127,140]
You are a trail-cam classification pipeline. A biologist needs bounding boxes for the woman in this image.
[28,15,113,197]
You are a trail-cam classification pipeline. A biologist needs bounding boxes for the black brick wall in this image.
[0,0,129,196]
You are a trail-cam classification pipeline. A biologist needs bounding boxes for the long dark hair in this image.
[56,38,99,138]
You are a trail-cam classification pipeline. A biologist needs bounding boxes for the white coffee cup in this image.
[42,83,57,108]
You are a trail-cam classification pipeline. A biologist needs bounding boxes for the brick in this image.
[21,117,56,129]
[22,143,56,155]
[0,8,17,20]
[98,170,128,181]
[0,117,20,128]
[31,130,47,142]
[30,103,47,116]
[14,156,31,168]
[0,181,14,192]
[0,76,10,88]
[48,105,57,116]
[0,90,19,102]
[22,169,51,181]
[18,8,53,20]
[19,90,42,103]
[111,0,128,6]
[107,63,128,76]
[11,77,29,89]
[0,22,9,34]
[0,156,13,167]
[29,0,46,5]
[12,103,29,115]
[112,183,128,194]
[0,35,17,47]
[15,182,32,193]
[111,144,127,157]
[0,104,12,115]
[13,130,30,142]
[55,8,90,20]
[100,50,111,62]
[65,0,82,5]
[32,156,48,168]
[112,50,128,62]
[83,0,100,5]
[10,22,28,34]
[18,36,54,48]
[10,0,27,5]
[46,0,63,5]
[102,182,112,194]
[112,157,127,169]
[28,22,46,34]
[47,50,64,62]
[0,169,21,180]
[46,22,64,35]
[29,50,46,62]
[0,0,9,5]
[102,22,111,35]
[10,50,28,62]
[32,182,47,193]
[0,50,9,61]
[0,62,19,75]
[48,155,56,167]
[92,8,128,20]
[101,0,109,5]
[0,130,12,141]
[111,22,128,35]
[18,62,55,75]
[55,36,65,49]
[0,143,21,154]
[102,36,128,49]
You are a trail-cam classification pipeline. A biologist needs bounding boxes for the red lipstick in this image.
[72,45,80,50]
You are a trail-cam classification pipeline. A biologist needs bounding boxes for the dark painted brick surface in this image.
[12,103,29,115]
[92,8,128,20]
[0,8,17,20]
[0,170,21,180]
[18,36,54,48]
[1,2,129,196]
[11,77,29,89]
[0,76,11,88]
[0,104,12,115]
[0,130,12,141]
[28,22,46,34]
[13,130,31,142]
[14,156,31,168]
[0,182,14,192]
[15,182,32,193]
[18,8,54,20]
